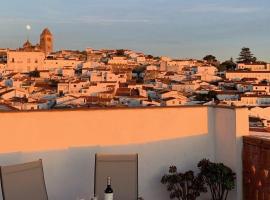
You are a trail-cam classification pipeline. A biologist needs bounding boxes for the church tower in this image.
[40,28,53,56]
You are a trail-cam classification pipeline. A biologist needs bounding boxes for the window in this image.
[11,58,15,63]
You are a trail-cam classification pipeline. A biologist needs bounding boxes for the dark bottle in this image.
[104,176,113,200]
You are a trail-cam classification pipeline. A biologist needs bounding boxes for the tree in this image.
[48,79,58,88]
[237,47,257,63]
[29,69,40,78]
[132,65,146,76]
[161,166,207,200]
[260,79,269,84]
[198,159,236,200]
[218,58,236,72]
[146,55,154,59]
[195,91,218,102]
[116,49,125,56]
[203,55,218,64]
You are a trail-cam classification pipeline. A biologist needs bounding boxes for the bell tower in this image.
[40,28,53,56]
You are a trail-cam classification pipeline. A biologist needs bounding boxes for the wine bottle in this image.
[104,176,113,200]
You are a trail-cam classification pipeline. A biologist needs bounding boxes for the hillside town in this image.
[1,28,270,127]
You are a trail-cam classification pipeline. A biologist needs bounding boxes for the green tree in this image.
[203,55,220,67]
[161,166,207,200]
[260,79,269,84]
[116,49,125,56]
[132,65,146,76]
[48,79,58,88]
[203,55,217,63]
[237,47,257,63]
[198,159,236,200]
[146,55,154,59]
[218,58,236,72]
[195,91,217,102]
[29,69,40,78]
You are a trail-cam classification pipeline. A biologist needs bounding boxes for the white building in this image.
[252,84,270,94]
[39,70,51,79]
[236,83,253,93]
[159,90,183,99]
[108,57,128,65]
[226,71,270,81]
[216,91,240,101]
[90,71,127,83]
[146,65,158,71]
[0,88,29,100]
[57,80,88,94]
[240,94,270,106]
[7,51,45,72]
[62,66,75,77]
[162,59,202,72]
[171,82,200,93]
[161,97,187,106]
[196,65,217,76]
[237,63,270,71]
[44,59,82,71]
[136,56,146,64]
[81,83,115,96]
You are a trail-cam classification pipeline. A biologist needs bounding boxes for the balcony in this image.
[0,106,249,200]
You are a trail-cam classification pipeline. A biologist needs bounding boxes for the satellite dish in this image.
[26,25,31,30]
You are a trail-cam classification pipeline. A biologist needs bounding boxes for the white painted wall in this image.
[0,106,248,200]
[7,51,45,72]
[211,107,249,200]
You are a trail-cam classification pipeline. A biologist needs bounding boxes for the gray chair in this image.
[94,154,138,200]
[0,159,48,200]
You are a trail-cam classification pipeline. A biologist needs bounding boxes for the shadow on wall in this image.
[0,134,213,200]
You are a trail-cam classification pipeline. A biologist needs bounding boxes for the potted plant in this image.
[197,159,236,200]
[161,166,207,200]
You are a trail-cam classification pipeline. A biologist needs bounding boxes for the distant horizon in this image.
[2,39,268,63]
[0,0,269,62]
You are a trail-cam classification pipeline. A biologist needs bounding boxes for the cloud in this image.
[180,4,262,14]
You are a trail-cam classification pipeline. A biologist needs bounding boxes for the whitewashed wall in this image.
[0,106,248,200]
[210,107,249,200]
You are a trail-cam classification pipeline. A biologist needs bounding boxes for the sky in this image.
[0,0,270,61]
